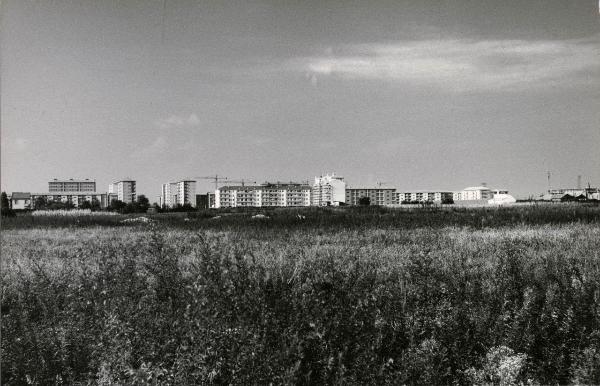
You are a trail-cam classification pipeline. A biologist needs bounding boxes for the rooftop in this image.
[346,187,396,191]
[31,192,106,195]
[10,192,31,199]
[219,184,311,191]
[50,179,95,183]
[463,186,492,191]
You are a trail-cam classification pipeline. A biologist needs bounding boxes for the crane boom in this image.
[193,175,228,191]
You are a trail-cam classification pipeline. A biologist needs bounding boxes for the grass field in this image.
[2,205,600,384]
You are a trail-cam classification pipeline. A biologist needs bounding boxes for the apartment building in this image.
[311,173,346,206]
[160,180,196,208]
[398,191,453,204]
[345,188,396,206]
[215,183,311,208]
[109,180,137,203]
[48,178,96,193]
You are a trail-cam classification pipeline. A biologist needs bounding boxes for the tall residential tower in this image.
[109,180,137,203]
[311,173,346,206]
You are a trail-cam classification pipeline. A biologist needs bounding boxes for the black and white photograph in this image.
[1,1,600,384]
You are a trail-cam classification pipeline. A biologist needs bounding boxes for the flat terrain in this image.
[2,205,600,384]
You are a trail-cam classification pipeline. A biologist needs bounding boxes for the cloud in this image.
[299,36,599,92]
[156,113,201,129]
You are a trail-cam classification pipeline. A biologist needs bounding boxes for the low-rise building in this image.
[31,192,110,208]
[10,192,32,209]
[488,189,516,205]
[542,188,600,201]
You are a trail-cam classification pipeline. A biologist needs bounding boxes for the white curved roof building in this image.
[455,186,493,201]
[454,186,516,205]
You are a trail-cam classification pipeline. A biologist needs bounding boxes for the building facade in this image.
[345,188,396,206]
[49,179,96,193]
[398,191,453,204]
[215,183,311,208]
[453,186,494,201]
[160,180,196,208]
[488,189,516,205]
[31,192,110,208]
[545,188,600,201]
[10,192,32,209]
[109,180,136,203]
[311,174,346,206]
[207,192,215,209]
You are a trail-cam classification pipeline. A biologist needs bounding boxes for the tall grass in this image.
[2,214,600,384]
[3,204,600,231]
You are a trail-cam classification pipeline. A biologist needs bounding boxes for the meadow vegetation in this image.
[2,205,600,384]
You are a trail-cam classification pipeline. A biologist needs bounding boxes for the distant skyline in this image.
[2,1,599,199]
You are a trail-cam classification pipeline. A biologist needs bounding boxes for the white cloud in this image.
[300,36,599,92]
[156,113,201,129]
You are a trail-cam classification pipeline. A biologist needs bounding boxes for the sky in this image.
[2,0,599,200]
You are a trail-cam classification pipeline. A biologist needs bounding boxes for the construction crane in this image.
[193,176,258,191]
[376,181,391,187]
[194,175,228,191]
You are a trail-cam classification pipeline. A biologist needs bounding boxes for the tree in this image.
[34,196,48,210]
[136,195,150,213]
[441,197,454,205]
[90,198,101,211]
[358,196,371,206]
[1,191,14,217]
[109,199,127,213]
[80,200,92,210]
[1,192,10,210]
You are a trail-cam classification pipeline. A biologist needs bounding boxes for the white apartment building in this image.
[48,178,96,192]
[398,191,454,204]
[160,180,196,208]
[215,183,311,208]
[311,173,346,206]
[453,186,516,205]
[109,180,136,203]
